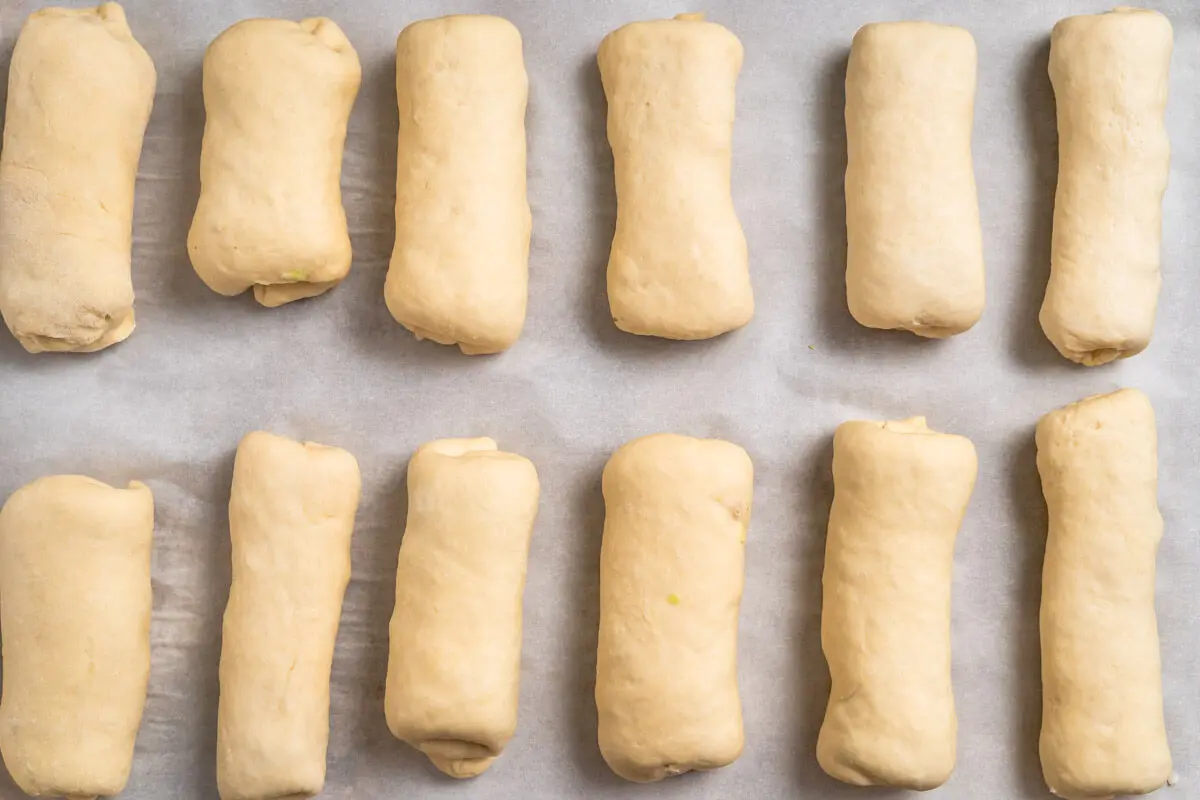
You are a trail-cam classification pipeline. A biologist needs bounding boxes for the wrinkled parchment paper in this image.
[0,1,1197,798]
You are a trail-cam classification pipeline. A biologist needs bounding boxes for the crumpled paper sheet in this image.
[0,1,1197,798]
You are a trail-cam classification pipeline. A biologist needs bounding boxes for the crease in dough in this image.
[188,17,362,307]
[385,437,540,777]
[0,3,155,353]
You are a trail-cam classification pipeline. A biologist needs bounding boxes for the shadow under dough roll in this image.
[188,18,362,307]
[217,431,361,800]
[599,14,752,340]
[596,434,753,782]
[818,418,976,790]
[1039,9,1172,365]
[0,3,155,353]
[0,475,154,798]
[1037,389,1171,798]
[385,439,539,777]
[385,15,531,355]
[844,22,984,338]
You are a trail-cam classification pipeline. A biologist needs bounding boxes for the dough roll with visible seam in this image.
[818,417,976,790]
[1040,10,1173,366]
[0,3,155,353]
[385,438,539,777]
[596,433,753,782]
[0,475,154,800]
[599,14,753,340]
[217,431,361,800]
[1037,389,1171,799]
[188,18,362,308]
[844,22,984,338]
[385,15,530,355]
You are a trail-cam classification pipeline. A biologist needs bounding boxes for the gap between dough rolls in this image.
[216,431,361,800]
[596,433,752,782]
[818,417,976,790]
[188,17,362,308]
[385,438,539,777]
[1037,389,1171,798]
[0,3,155,353]
[0,474,154,799]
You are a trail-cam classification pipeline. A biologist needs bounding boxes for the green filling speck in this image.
[667,593,680,606]
[282,269,307,281]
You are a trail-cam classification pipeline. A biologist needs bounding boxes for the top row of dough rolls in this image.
[0,5,1174,365]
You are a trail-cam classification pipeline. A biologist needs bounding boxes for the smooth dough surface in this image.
[217,431,361,800]
[596,433,752,782]
[844,22,984,338]
[599,14,752,340]
[818,417,976,790]
[0,3,155,353]
[188,17,361,308]
[385,438,539,777]
[385,15,530,355]
[1040,9,1172,366]
[1037,389,1171,799]
[0,475,154,799]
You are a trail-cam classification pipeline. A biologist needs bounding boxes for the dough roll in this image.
[0,3,155,353]
[818,418,976,790]
[596,433,753,782]
[844,22,984,338]
[217,431,361,800]
[188,18,362,308]
[1040,10,1173,366]
[0,475,154,799]
[385,438,539,777]
[1037,389,1171,798]
[599,14,753,340]
[385,16,530,355]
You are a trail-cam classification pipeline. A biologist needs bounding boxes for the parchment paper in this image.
[0,1,1197,798]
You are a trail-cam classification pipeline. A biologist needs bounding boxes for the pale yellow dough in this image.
[844,22,984,338]
[596,433,752,782]
[1040,10,1172,366]
[1037,389,1171,799]
[385,438,539,777]
[188,18,361,308]
[599,14,753,340]
[818,417,976,790]
[0,475,154,800]
[385,16,531,355]
[0,3,155,353]
[217,431,361,800]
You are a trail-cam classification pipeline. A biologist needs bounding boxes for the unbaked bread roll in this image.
[385,16,530,354]
[818,417,976,790]
[217,431,361,800]
[188,18,361,308]
[385,438,539,777]
[844,22,984,338]
[1040,10,1173,365]
[1037,389,1171,798]
[599,14,752,340]
[0,475,154,799]
[0,3,155,353]
[596,433,752,782]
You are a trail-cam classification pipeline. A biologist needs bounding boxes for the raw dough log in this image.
[844,22,984,338]
[0,3,155,353]
[385,16,530,354]
[596,433,753,782]
[818,418,976,790]
[1037,389,1171,798]
[385,438,539,777]
[1040,10,1173,366]
[599,14,753,340]
[0,475,154,799]
[217,431,361,800]
[188,18,362,308]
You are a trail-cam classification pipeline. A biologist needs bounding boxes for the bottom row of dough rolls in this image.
[0,388,1170,799]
